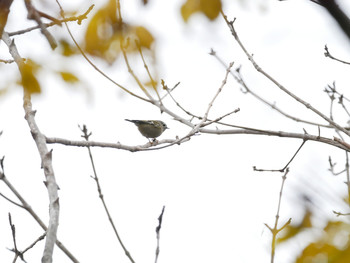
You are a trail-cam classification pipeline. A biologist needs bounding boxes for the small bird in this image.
[125,119,168,140]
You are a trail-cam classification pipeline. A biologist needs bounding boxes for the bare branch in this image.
[120,39,153,100]
[0,167,79,262]
[47,125,350,152]
[221,13,350,137]
[202,62,234,122]
[80,125,135,263]
[136,40,162,105]
[264,169,292,263]
[324,45,350,65]
[24,0,57,49]
[53,0,149,102]
[22,232,46,255]
[211,49,334,128]
[7,214,46,263]
[155,206,165,263]
[2,32,59,263]
[8,5,94,37]
[253,140,307,172]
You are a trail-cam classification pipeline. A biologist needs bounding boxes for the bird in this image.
[125,119,168,140]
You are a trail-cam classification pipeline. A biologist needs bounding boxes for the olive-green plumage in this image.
[125,119,168,139]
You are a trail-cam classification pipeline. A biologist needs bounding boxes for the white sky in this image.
[1,0,350,262]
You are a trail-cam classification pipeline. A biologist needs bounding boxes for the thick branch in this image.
[317,0,350,41]
[2,32,60,263]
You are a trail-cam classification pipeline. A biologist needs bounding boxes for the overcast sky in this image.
[1,0,350,262]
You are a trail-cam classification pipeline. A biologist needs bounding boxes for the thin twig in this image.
[24,0,57,49]
[120,39,153,100]
[8,5,94,36]
[253,140,307,172]
[264,169,292,263]
[328,156,346,176]
[136,40,162,104]
[79,125,135,263]
[22,232,46,254]
[324,41,350,66]
[53,0,149,102]
[0,192,24,208]
[161,80,203,119]
[210,49,333,128]
[221,13,350,137]
[8,213,27,263]
[202,62,234,122]
[1,157,77,261]
[154,206,165,263]
[345,152,350,206]
[7,216,46,263]
[0,58,15,63]
[0,173,79,262]
[160,81,180,100]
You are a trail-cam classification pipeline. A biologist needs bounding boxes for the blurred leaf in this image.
[278,209,312,243]
[296,221,350,262]
[19,60,41,94]
[84,0,155,63]
[59,71,80,83]
[135,26,154,49]
[59,39,76,57]
[200,0,222,20]
[181,0,222,22]
[181,0,199,22]
[0,87,9,97]
[84,0,119,59]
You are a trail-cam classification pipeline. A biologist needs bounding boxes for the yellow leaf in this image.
[181,0,200,22]
[199,0,222,20]
[181,0,222,22]
[59,72,80,83]
[296,221,350,262]
[19,61,41,94]
[277,209,312,243]
[135,26,154,49]
[84,0,118,57]
[59,39,76,57]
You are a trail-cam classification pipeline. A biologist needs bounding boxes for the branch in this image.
[8,5,94,37]
[24,0,57,49]
[80,125,135,263]
[253,140,307,172]
[8,213,25,263]
[47,126,350,152]
[7,214,46,263]
[155,206,165,263]
[264,169,292,263]
[53,0,149,102]
[210,49,334,128]
[324,45,350,65]
[2,32,60,263]
[46,136,188,151]
[0,163,79,262]
[316,0,350,42]
[221,13,350,137]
